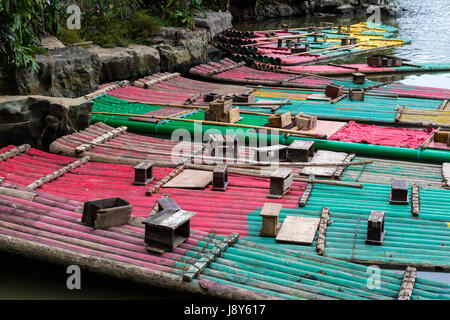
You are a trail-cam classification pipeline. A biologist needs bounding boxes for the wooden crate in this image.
[294,113,317,129]
[269,112,292,128]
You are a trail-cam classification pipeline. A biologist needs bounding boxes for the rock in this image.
[40,36,66,50]
[87,44,160,83]
[16,47,101,98]
[336,4,355,14]
[194,10,233,39]
[0,95,92,149]
[154,28,208,74]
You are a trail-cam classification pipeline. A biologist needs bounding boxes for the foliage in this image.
[59,28,83,45]
[58,1,161,47]
[0,0,51,78]
[145,0,207,29]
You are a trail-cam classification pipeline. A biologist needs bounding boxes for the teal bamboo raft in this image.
[91,95,450,164]
[1,186,448,299]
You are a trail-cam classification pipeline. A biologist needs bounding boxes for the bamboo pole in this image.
[91,111,327,139]
[146,164,185,195]
[26,156,90,190]
[75,126,127,154]
[0,144,30,161]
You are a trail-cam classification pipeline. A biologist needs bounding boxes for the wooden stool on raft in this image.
[349,88,365,101]
[259,203,283,237]
[142,197,195,253]
[212,164,229,191]
[287,140,315,162]
[390,179,409,205]
[268,112,292,128]
[133,161,154,186]
[294,113,317,129]
[366,210,386,245]
[325,84,344,99]
[82,197,132,230]
[352,72,366,84]
[208,133,239,159]
[206,99,241,123]
[268,168,293,199]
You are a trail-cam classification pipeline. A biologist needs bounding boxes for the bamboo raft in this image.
[1,145,450,272]
[218,22,409,66]
[1,183,448,299]
[51,124,450,190]
[190,59,450,100]
[89,96,450,163]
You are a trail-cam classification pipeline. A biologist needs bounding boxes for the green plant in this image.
[59,28,83,45]
[0,0,52,78]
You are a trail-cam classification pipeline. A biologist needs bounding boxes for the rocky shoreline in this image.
[231,0,405,21]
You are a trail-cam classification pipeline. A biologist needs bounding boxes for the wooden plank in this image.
[163,169,213,189]
[443,163,450,188]
[290,120,347,139]
[306,94,331,101]
[301,150,348,177]
[276,216,320,245]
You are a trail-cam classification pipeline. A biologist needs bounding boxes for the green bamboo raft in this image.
[341,156,445,189]
[91,95,450,164]
[250,88,444,123]
[2,186,448,299]
[241,183,450,271]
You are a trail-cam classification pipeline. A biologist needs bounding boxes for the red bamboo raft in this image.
[2,183,446,300]
[190,59,450,100]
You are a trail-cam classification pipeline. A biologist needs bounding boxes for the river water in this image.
[1,1,450,299]
[236,0,450,88]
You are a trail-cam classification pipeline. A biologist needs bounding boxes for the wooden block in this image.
[349,88,365,101]
[276,216,320,245]
[212,164,229,191]
[390,179,408,204]
[204,109,216,121]
[366,210,385,245]
[210,99,232,114]
[260,203,283,237]
[287,140,315,162]
[352,73,366,84]
[325,84,344,99]
[204,92,222,102]
[268,168,293,199]
[163,170,213,189]
[269,112,292,128]
[294,113,318,129]
[367,55,382,67]
[223,107,241,123]
[133,161,154,186]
